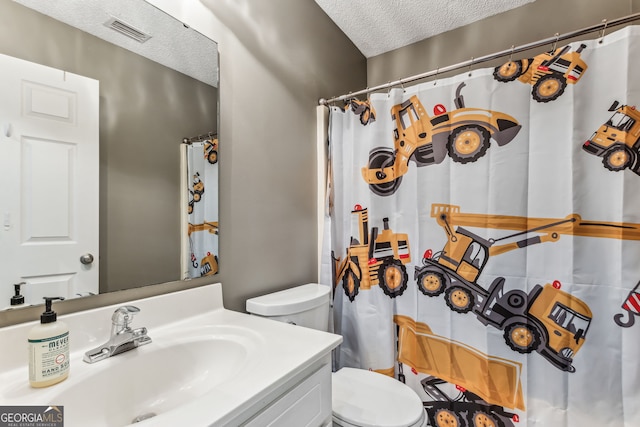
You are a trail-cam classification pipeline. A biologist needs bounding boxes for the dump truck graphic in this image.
[332,205,411,301]
[395,315,524,427]
[415,203,640,371]
[582,101,640,174]
[361,83,521,196]
[493,44,587,102]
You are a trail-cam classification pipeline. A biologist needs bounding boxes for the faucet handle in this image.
[112,305,140,330]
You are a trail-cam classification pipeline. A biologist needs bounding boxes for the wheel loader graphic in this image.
[582,101,640,174]
[395,315,524,427]
[493,43,587,102]
[415,203,640,371]
[361,83,521,196]
[332,205,411,301]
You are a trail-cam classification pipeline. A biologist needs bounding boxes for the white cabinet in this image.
[241,362,332,427]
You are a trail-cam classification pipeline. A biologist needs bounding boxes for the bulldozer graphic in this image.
[361,83,521,196]
[414,203,640,371]
[493,43,587,102]
[395,315,524,427]
[332,205,411,301]
[582,101,640,174]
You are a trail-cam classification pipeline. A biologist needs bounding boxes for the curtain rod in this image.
[319,12,640,106]
[182,131,217,144]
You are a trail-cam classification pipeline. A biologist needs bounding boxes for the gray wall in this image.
[368,0,640,87]
[0,0,365,325]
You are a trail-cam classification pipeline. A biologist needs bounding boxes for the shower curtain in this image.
[185,138,219,278]
[322,25,640,427]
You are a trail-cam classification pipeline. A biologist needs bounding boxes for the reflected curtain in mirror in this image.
[182,137,219,279]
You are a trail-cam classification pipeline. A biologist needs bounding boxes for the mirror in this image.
[0,0,219,312]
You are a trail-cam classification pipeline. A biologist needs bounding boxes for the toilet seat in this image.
[332,368,426,427]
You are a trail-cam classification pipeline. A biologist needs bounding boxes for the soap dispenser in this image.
[28,297,70,388]
[8,282,26,309]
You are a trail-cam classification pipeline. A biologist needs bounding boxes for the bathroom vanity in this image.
[0,283,342,426]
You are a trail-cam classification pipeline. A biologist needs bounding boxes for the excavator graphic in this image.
[582,101,640,174]
[395,315,524,427]
[414,203,640,371]
[332,205,411,301]
[361,83,521,196]
[493,43,587,102]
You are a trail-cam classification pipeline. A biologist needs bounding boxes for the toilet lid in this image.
[332,368,425,427]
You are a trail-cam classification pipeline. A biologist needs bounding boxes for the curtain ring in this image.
[399,79,406,93]
[509,45,515,62]
[467,57,474,77]
[387,82,392,97]
[433,67,439,86]
[551,33,560,52]
[599,19,608,43]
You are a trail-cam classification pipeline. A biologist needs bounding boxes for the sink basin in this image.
[53,325,263,426]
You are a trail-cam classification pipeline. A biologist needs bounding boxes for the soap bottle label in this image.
[28,332,70,382]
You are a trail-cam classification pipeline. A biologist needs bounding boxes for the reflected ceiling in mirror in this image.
[0,0,219,311]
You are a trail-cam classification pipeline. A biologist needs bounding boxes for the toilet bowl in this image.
[245,283,427,427]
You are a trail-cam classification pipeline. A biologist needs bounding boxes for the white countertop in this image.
[0,283,342,426]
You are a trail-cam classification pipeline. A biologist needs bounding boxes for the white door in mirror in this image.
[0,53,99,307]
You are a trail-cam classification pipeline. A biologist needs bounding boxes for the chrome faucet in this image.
[83,305,152,363]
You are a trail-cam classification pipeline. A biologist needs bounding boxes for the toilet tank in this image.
[245,283,331,331]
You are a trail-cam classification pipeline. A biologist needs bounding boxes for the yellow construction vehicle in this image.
[395,315,524,427]
[204,138,218,164]
[415,203,640,371]
[332,205,411,301]
[344,98,376,125]
[361,83,521,196]
[494,44,587,102]
[188,221,219,236]
[582,101,640,174]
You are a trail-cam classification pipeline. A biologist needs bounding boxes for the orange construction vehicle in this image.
[361,83,521,196]
[332,205,411,301]
[395,315,524,427]
[582,101,640,174]
[494,44,587,102]
[414,203,640,371]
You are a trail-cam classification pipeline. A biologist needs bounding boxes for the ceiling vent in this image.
[104,17,152,43]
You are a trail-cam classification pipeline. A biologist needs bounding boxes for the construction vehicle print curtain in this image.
[321,25,640,427]
[185,138,219,278]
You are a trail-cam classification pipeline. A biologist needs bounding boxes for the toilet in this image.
[245,283,427,427]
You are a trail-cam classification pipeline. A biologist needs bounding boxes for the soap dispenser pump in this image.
[28,297,70,388]
[9,282,26,309]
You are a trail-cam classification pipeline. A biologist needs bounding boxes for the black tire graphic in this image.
[367,148,403,196]
[448,125,490,163]
[504,322,541,354]
[378,261,408,298]
[493,60,524,82]
[532,74,567,103]
[417,270,446,297]
[445,286,474,313]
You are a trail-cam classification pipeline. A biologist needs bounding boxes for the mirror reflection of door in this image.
[0,53,99,307]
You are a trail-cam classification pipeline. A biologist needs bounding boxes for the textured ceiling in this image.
[314,0,536,58]
[13,0,218,87]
